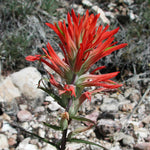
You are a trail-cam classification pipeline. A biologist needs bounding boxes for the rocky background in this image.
[0,0,150,150]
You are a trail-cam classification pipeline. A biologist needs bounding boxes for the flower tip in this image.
[25,55,37,61]
[45,22,50,27]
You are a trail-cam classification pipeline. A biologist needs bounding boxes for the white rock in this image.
[1,121,17,133]
[66,143,84,150]
[21,122,30,130]
[45,96,62,111]
[34,106,45,112]
[17,110,32,122]
[129,10,136,20]
[105,11,115,19]
[38,115,47,122]
[30,121,39,129]
[103,97,117,103]
[108,2,117,9]
[92,6,110,24]
[38,128,45,138]
[10,67,45,101]
[110,142,122,150]
[82,0,92,7]
[0,76,21,102]
[16,138,38,150]
[0,134,9,149]
[47,101,61,111]
[76,5,85,15]
[124,0,134,5]
[135,128,149,139]
[16,143,38,150]
[42,144,57,150]
[19,104,28,110]
[45,96,54,102]
[94,93,103,101]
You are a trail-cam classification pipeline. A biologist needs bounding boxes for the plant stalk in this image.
[60,74,76,150]
[60,128,68,150]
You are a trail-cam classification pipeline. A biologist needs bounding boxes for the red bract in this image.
[26,43,70,78]
[59,84,76,97]
[46,9,127,74]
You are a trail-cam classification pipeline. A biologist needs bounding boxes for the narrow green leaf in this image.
[43,122,62,131]
[9,123,60,150]
[67,125,94,139]
[70,116,96,125]
[67,138,108,150]
[38,86,65,108]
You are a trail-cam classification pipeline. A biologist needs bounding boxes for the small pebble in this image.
[17,110,32,122]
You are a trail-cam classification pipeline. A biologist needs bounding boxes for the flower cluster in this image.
[26,9,127,114]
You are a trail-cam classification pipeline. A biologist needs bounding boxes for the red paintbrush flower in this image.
[26,9,127,104]
[46,9,127,74]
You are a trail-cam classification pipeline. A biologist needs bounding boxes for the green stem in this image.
[60,73,76,150]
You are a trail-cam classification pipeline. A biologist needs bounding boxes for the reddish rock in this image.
[142,115,150,125]
[17,110,32,122]
[119,103,133,112]
[134,142,150,150]
[8,137,17,146]
[85,111,99,126]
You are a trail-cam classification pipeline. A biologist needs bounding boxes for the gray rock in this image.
[0,134,9,149]
[110,93,125,102]
[122,134,134,146]
[100,99,119,112]
[10,67,45,103]
[27,15,46,40]
[113,132,134,146]
[124,88,140,102]
[113,132,125,141]
[97,119,122,137]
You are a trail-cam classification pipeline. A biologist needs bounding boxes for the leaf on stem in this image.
[67,138,108,150]
[38,86,65,108]
[68,125,94,139]
[70,115,96,125]
[43,122,62,131]
[9,123,60,150]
